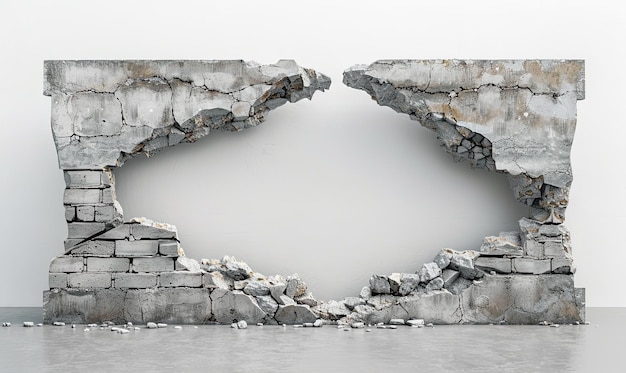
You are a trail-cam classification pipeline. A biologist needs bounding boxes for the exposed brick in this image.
[76,205,95,221]
[67,222,106,239]
[524,240,544,258]
[94,205,115,222]
[64,239,83,250]
[63,189,101,204]
[49,257,84,273]
[96,224,130,240]
[101,188,115,204]
[544,241,567,258]
[68,240,115,256]
[132,224,177,239]
[65,206,76,222]
[159,272,203,287]
[132,257,175,272]
[49,273,68,288]
[116,240,159,257]
[68,273,111,288]
[159,240,180,257]
[475,257,512,274]
[64,170,104,188]
[114,273,157,289]
[87,257,130,272]
[512,258,551,274]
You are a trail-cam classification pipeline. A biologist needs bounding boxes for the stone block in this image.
[457,275,585,324]
[64,170,103,188]
[65,206,75,221]
[101,188,115,204]
[68,273,111,288]
[68,240,114,256]
[480,233,523,256]
[544,241,567,258]
[203,272,233,290]
[49,257,84,273]
[419,262,442,283]
[63,189,101,205]
[433,249,453,269]
[44,289,126,324]
[131,224,177,239]
[255,295,279,316]
[524,240,544,258]
[67,222,106,239]
[475,257,512,274]
[552,257,575,274]
[49,273,68,288]
[94,205,116,222]
[274,304,317,324]
[369,275,391,295]
[211,289,266,324]
[159,240,180,257]
[116,240,159,257]
[159,272,203,287]
[132,257,174,272]
[114,273,157,288]
[441,269,460,288]
[76,205,95,221]
[86,257,130,272]
[64,239,83,250]
[398,274,420,296]
[124,288,212,324]
[96,224,130,240]
[512,258,551,274]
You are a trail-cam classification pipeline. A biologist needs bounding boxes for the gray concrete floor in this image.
[0,307,622,372]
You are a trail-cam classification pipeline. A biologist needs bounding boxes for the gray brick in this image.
[63,189,101,204]
[116,240,159,257]
[524,240,544,258]
[64,239,83,250]
[67,222,106,238]
[544,241,567,257]
[132,257,174,272]
[68,240,115,256]
[114,273,157,289]
[65,206,75,221]
[132,224,177,239]
[49,273,68,288]
[87,257,130,272]
[96,224,130,240]
[76,205,95,221]
[159,240,180,257]
[101,188,115,204]
[94,205,115,222]
[49,257,84,273]
[512,258,551,274]
[159,272,202,287]
[64,170,104,188]
[101,169,114,186]
[68,273,111,288]
[475,257,512,274]
[552,257,575,274]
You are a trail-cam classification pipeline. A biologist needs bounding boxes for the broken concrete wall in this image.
[45,59,585,325]
[44,60,330,324]
[339,60,584,324]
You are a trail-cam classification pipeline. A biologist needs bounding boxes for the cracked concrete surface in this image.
[45,59,585,325]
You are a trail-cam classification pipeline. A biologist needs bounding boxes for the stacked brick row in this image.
[63,169,122,250]
[49,219,183,290]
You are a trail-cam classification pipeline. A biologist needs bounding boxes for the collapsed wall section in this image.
[44,60,330,324]
[338,60,585,324]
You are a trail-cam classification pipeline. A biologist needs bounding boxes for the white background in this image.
[0,0,623,306]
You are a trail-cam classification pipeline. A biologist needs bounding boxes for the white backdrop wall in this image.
[0,0,623,306]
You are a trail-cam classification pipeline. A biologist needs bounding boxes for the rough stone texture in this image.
[274,305,317,324]
[344,60,584,224]
[45,60,331,169]
[211,289,266,324]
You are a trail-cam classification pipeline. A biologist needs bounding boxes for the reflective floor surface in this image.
[0,307,622,372]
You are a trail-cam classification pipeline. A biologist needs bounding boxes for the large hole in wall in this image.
[113,85,529,301]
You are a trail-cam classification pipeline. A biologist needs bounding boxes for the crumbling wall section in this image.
[44,60,330,324]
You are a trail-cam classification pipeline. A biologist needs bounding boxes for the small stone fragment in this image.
[237,320,248,329]
[389,319,405,325]
[146,322,157,329]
